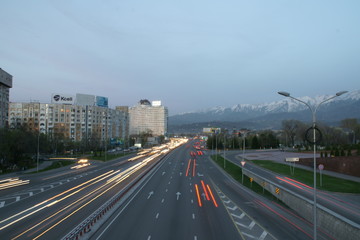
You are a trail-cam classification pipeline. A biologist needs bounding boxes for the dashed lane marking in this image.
[214,185,277,240]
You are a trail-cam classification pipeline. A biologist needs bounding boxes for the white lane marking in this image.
[168,181,171,184]
[231,212,245,219]
[190,189,192,193]
[29,192,33,197]
[147,235,151,240]
[156,213,159,219]
[227,205,238,211]
[148,191,154,199]
[0,201,5,208]
[224,199,231,204]
[162,172,166,176]
[242,232,256,239]
[166,189,168,192]
[180,172,183,176]
[235,220,256,230]
[161,198,165,203]
[191,199,194,204]
[249,221,256,230]
[259,231,268,240]
[176,192,181,200]
[194,236,197,240]
[15,196,20,202]
[192,213,195,219]
[189,183,192,186]
[40,188,44,192]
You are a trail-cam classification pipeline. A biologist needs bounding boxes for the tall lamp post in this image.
[278,90,347,240]
[37,131,40,172]
[223,128,227,169]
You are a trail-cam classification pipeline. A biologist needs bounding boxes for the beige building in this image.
[129,100,168,136]
[8,102,128,143]
[0,68,13,128]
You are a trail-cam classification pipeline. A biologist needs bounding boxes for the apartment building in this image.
[129,100,168,136]
[0,68,13,128]
[8,102,127,142]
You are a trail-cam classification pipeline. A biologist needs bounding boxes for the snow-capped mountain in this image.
[169,90,360,128]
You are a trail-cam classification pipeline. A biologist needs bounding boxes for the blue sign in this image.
[96,96,108,108]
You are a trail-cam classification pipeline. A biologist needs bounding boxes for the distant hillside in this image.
[168,90,360,134]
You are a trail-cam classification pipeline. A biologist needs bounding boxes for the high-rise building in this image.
[129,100,168,136]
[0,68,13,128]
[8,102,127,143]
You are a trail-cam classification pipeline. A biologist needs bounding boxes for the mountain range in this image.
[168,90,360,133]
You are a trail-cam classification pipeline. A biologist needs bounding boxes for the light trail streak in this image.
[12,152,164,239]
[185,159,191,177]
[0,171,115,231]
[276,176,304,190]
[201,180,210,201]
[255,199,312,238]
[30,168,139,240]
[284,177,313,189]
[71,163,91,169]
[206,184,218,207]
[0,178,30,190]
[280,177,360,216]
[195,184,202,207]
[192,159,196,177]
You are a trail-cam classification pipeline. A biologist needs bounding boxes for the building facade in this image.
[0,68,13,128]
[129,100,168,136]
[8,102,127,143]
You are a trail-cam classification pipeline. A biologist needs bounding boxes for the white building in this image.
[129,100,168,136]
[8,102,128,142]
[0,68,12,128]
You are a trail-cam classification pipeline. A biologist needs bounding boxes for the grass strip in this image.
[251,160,360,193]
[29,160,75,173]
[211,155,279,201]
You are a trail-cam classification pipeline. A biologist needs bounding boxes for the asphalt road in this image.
[224,150,360,235]
[91,142,322,240]
[1,142,352,240]
[0,152,161,239]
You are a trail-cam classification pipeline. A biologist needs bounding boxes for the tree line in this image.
[206,118,360,152]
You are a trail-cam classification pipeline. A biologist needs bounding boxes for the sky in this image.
[1,0,359,115]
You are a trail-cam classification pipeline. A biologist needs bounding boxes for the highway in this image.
[224,150,360,230]
[0,139,346,240]
[0,140,183,240]
[91,141,320,240]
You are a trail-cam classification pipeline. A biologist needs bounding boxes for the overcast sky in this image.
[1,0,359,115]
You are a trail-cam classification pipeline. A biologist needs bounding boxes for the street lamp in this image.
[37,131,40,172]
[278,90,347,240]
[223,129,227,169]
